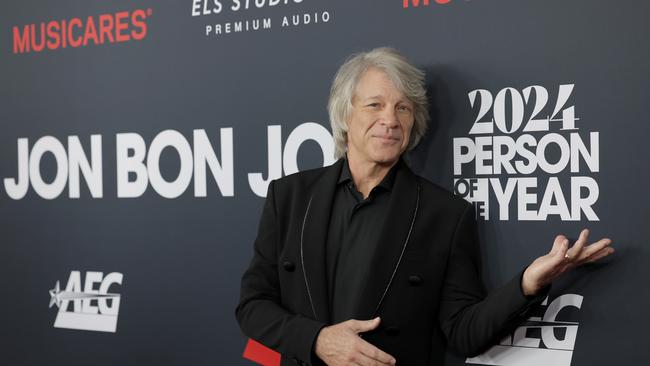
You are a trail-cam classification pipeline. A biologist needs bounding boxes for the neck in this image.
[346,153,398,199]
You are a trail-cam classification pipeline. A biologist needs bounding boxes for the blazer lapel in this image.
[300,159,343,323]
[354,163,421,319]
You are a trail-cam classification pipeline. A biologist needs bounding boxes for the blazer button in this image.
[408,275,422,286]
[283,261,295,272]
[386,326,400,336]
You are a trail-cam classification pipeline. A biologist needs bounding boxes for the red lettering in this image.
[99,14,115,44]
[62,20,67,48]
[12,25,30,54]
[68,18,83,47]
[115,11,130,42]
[403,0,451,8]
[403,0,429,8]
[12,8,149,55]
[30,23,46,52]
[83,16,99,46]
[131,9,147,40]
[46,21,60,50]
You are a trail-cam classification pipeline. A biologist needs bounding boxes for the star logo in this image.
[49,281,63,308]
[48,271,124,333]
[48,280,119,309]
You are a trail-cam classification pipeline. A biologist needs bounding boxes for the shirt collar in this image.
[338,156,402,192]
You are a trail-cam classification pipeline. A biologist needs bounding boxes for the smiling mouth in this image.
[373,135,400,142]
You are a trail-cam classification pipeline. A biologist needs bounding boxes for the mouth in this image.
[372,135,400,143]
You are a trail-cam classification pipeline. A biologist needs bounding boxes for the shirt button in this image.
[386,326,401,336]
[408,275,422,286]
[282,261,295,272]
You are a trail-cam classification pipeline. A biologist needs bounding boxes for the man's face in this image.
[346,67,415,167]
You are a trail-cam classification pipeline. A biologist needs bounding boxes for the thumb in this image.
[550,235,567,255]
[550,236,569,257]
[350,317,381,333]
[547,237,570,268]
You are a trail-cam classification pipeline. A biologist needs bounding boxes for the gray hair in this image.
[327,47,430,159]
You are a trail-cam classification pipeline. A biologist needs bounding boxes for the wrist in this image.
[314,325,330,359]
[521,268,542,297]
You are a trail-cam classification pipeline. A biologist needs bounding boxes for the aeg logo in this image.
[49,271,123,333]
[467,294,583,366]
[12,8,152,54]
[403,0,452,9]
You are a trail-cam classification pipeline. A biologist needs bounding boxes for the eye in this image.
[367,103,380,108]
[397,105,412,113]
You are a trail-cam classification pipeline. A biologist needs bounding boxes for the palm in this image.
[522,229,614,296]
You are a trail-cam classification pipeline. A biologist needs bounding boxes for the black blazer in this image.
[236,159,543,366]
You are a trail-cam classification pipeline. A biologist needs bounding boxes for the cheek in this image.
[347,113,374,137]
[402,120,415,146]
[402,117,415,133]
[362,114,379,129]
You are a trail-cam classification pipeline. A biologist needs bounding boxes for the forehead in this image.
[353,67,406,100]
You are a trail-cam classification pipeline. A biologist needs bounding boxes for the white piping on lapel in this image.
[300,196,318,320]
[372,184,421,317]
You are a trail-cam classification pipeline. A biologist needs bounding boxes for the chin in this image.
[370,152,402,165]
[368,141,406,163]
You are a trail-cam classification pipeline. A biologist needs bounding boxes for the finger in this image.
[358,340,396,365]
[346,346,379,366]
[344,360,365,366]
[541,239,570,274]
[349,317,381,333]
[578,238,613,262]
[583,246,615,264]
[353,352,391,366]
[347,359,366,366]
[550,235,567,255]
[554,237,570,262]
[567,228,589,259]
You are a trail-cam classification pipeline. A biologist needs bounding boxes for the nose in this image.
[379,106,400,129]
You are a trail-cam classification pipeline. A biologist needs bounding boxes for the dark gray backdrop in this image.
[1,0,648,365]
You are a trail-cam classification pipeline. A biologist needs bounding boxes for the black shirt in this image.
[325,158,401,323]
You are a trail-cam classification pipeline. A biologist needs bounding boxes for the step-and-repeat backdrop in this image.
[1,1,647,365]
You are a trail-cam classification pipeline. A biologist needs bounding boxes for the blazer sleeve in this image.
[235,180,326,365]
[438,202,548,357]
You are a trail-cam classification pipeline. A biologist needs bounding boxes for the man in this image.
[235,48,614,366]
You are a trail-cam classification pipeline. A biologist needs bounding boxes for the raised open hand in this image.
[521,229,614,296]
